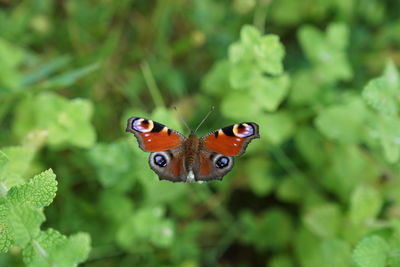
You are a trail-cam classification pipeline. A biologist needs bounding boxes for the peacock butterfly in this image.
[126,117,259,182]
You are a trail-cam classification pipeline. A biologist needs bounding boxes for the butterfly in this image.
[126,117,260,182]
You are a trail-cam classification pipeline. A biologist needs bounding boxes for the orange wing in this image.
[201,122,259,156]
[126,117,185,152]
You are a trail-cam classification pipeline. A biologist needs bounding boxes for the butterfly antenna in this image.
[173,106,191,133]
[194,106,215,133]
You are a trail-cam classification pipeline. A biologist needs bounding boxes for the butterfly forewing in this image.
[126,117,185,152]
[201,122,260,156]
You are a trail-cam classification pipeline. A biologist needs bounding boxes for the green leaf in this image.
[303,203,341,238]
[0,146,35,188]
[246,158,274,196]
[229,42,253,66]
[99,190,134,223]
[150,219,174,247]
[295,127,326,168]
[259,111,295,145]
[364,77,398,115]
[361,60,400,163]
[23,229,66,266]
[60,232,91,266]
[13,92,96,148]
[0,169,59,252]
[240,209,293,250]
[363,80,397,117]
[362,60,399,116]
[221,92,262,120]
[298,23,352,83]
[233,25,285,75]
[201,60,231,96]
[320,239,352,267]
[353,235,390,267]
[34,92,96,148]
[256,35,285,75]
[7,169,57,208]
[387,232,400,267]
[117,206,175,250]
[373,113,400,163]
[250,74,290,112]
[240,25,261,47]
[349,185,382,225]
[322,144,378,201]
[88,139,137,190]
[277,175,312,204]
[295,233,352,267]
[294,227,324,267]
[7,204,45,247]
[0,204,13,252]
[228,25,286,91]
[229,62,261,89]
[23,229,91,267]
[288,70,320,105]
[315,97,368,143]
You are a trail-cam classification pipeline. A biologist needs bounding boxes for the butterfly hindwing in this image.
[201,122,260,156]
[193,150,234,181]
[126,117,185,152]
[148,150,186,182]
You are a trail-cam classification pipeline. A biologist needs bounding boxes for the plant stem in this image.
[270,145,303,176]
[253,0,271,33]
[32,240,48,258]
[140,61,165,108]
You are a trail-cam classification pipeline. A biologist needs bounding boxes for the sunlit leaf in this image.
[353,235,389,267]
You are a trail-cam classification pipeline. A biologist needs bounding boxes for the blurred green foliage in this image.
[1,0,400,266]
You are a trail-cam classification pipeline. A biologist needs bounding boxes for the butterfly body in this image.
[126,117,259,182]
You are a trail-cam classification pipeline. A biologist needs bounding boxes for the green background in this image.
[1,0,400,266]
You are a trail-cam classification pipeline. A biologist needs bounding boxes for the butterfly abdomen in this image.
[183,133,200,172]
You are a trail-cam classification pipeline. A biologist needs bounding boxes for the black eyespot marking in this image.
[167,128,172,135]
[154,154,167,167]
[234,123,254,137]
[221,126,235,136]
[152,121,165,132]
[216,156,229,169]
[142,119,149,125]
[214,131,219,138]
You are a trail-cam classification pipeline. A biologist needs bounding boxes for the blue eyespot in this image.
[216,156,229,168]
[154,154,167,167]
